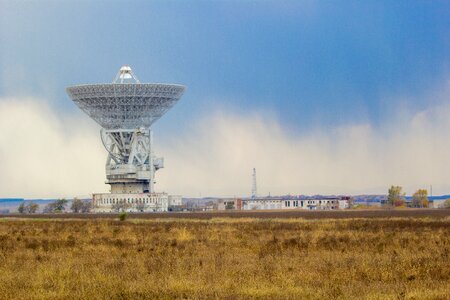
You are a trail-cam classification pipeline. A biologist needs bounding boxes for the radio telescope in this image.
[66,66,185,212]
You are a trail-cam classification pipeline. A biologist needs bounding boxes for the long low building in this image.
[218,196,351,211]
[92,193,182,212]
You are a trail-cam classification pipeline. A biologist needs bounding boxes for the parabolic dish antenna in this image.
[66,66,185,129]
[66,66,186,204]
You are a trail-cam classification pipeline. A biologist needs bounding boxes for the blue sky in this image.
[0,1,449,197]
[1,0,448,131]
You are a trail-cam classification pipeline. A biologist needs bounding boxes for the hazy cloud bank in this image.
[157,100,450,197]
[0,98,106,198]
[1,88,449,198]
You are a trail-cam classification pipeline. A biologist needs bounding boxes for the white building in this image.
[241,196,349,211]
[242,198,282,210]
[431,199,448,208]
[281,198,339,210]
[93,192,169,212]
[168,195,182,207]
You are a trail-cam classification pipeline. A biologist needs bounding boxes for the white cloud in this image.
[0,98,106,198]
[1,89,450,199]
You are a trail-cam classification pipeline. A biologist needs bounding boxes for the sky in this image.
[0,0,449,198]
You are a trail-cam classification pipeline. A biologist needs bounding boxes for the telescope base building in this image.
[92,193,182,212]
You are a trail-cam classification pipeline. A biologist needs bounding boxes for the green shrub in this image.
[119,212,128,221]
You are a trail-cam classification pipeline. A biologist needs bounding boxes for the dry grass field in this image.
[0,216,449,299]
[3,208,450,220]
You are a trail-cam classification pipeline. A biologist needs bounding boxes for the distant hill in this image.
[0,198,24,203]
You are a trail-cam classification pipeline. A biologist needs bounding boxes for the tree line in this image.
[388,186,450,208]
[17,198,92,214]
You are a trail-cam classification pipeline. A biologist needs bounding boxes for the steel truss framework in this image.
[101,128,163,193]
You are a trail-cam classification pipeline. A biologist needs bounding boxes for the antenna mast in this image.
[251,168,257,199]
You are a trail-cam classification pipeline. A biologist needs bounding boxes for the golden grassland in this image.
[0,217,449,299]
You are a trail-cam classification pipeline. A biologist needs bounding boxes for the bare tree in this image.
[18,203,25,214]
[44,199,68,213]
[71,198,83,213]
[81,201,92,213]
[26,202,39,213]
[18,202,39,214]
[112,201,131,212]
[135,203,147,212]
